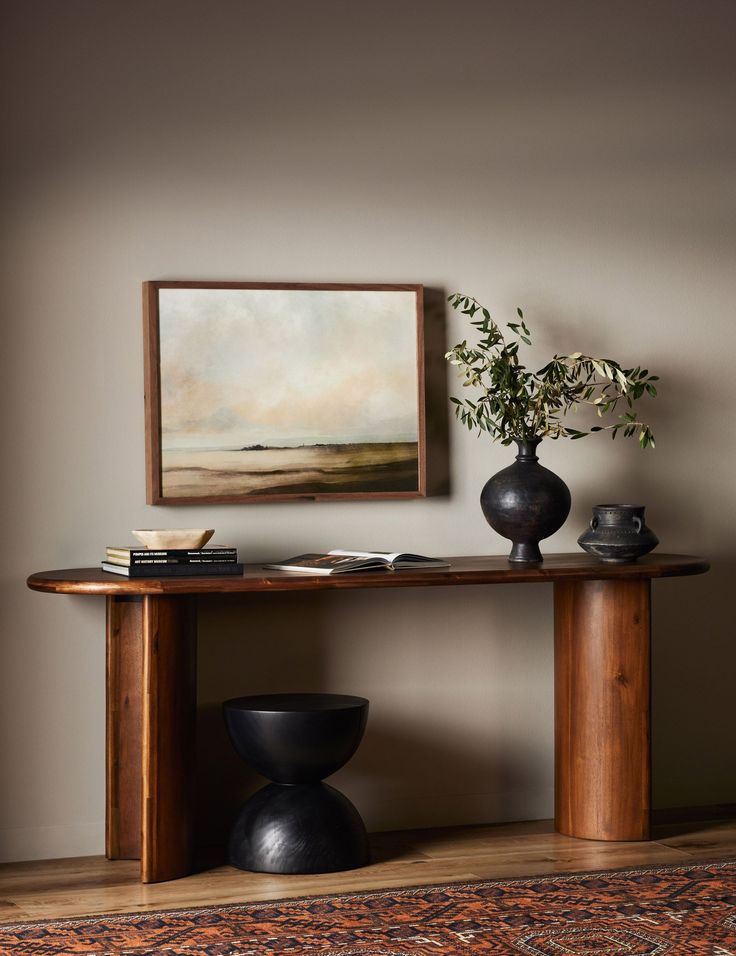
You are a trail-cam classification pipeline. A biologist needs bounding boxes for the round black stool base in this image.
[228,782,370,874]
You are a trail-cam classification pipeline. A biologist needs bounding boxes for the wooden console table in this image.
[27,553,708,883]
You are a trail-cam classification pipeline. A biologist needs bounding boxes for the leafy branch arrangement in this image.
[445,293,658,448]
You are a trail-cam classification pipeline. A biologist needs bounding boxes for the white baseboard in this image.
[0,822,104,863]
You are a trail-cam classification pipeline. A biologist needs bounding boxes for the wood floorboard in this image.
[0,816,733,923]
[0,901,30,921]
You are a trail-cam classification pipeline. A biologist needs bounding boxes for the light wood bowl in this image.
[132,529,215,549]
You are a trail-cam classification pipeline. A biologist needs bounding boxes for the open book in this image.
[264,550,451,575]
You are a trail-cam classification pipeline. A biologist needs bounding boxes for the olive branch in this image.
[445,293,658,448]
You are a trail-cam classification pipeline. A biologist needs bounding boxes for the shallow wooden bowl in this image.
[132,528,215,549]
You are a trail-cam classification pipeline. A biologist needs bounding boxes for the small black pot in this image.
[480,438,571,563]
[577,504,659,563]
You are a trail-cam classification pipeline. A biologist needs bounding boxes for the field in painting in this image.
[161,442,419,498]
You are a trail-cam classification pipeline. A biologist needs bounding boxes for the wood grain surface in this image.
[27,553,709,596]
[554,579,652,840]
[0,813,734,923]
[140,596,197,883]
[27,552,710,881]
[105,598,143,860]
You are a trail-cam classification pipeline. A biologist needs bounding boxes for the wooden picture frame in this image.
[143,281,426,504]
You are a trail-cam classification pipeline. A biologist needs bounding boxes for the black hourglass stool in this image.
[223,693,370,874]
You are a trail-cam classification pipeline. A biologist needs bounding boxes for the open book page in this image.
[265,552,450,574]
[263,553,390,574]
[328,550,450,568]
[329,549,404,562]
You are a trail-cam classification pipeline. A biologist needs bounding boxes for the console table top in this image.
[27,553,709,596]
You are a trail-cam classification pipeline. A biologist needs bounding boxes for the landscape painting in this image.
[144,282,425,503]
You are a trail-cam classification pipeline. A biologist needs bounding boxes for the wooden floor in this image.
[1,815,735,924]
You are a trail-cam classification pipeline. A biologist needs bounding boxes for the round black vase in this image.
[480,438,571,562]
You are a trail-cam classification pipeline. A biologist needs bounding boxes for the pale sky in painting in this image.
[158,288,420,449]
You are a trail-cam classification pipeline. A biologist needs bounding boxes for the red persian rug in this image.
[2,860,735,955]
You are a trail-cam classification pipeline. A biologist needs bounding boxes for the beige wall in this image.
[1,0,734,861]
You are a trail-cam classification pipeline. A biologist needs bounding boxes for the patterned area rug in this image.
[2,860,736,955]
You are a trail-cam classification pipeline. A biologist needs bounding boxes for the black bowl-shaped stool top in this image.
[223,692,369,784]
[222,693,370,874]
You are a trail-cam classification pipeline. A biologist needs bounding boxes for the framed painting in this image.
[143,281,426,503]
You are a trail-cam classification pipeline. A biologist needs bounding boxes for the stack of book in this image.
[101,545,243,577]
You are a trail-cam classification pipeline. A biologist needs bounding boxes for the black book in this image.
[101,562,244,577]
[105,546,238,566]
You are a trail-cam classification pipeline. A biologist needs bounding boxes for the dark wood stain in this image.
[27,554,709,882]
[28,554,709,597]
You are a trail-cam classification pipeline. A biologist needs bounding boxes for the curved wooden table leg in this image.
[554,578,651,841]
[106,597,143,860]
[141,595,197,883]
[107,595,198,882]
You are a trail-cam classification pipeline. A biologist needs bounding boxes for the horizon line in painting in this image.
[144,282,426,502]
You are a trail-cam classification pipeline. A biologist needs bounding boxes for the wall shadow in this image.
[195,591,334,846]
[423,286,451,497]
[193,584,552,858]
[649,554,736,813]
[347,716,546,823]
[196,704,544,860]
[554,353,736,812]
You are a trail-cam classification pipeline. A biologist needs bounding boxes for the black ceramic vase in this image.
[480,438,571,563]
[577,504,659,563]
